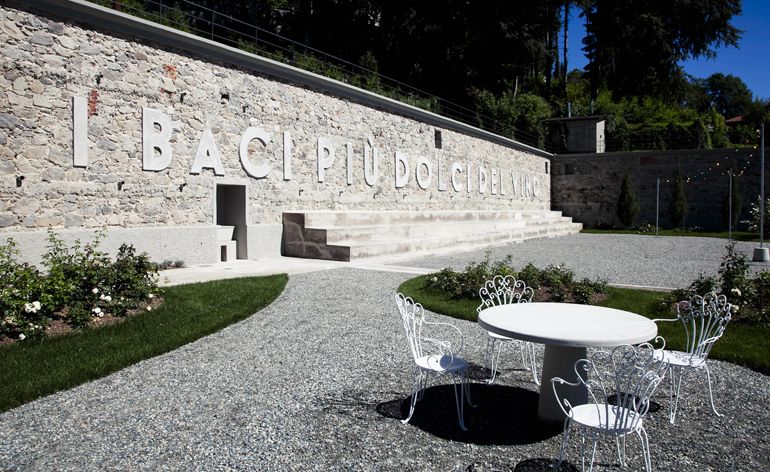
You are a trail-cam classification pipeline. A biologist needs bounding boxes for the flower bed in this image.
[1,230,160,343]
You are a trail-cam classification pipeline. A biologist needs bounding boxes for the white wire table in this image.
[478,303,658,422]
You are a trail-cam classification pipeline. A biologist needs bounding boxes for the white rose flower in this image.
[146,306,152,311]
[92,307,102,315]
[731,305,739,313]
[731,288,741,297]
[431,277,438,282]
[92,287,99,294]
[148,294,155,299]
[105,295,112,302]
[32,301,41,311]
[24,303,34,313]
[18,333,25,340]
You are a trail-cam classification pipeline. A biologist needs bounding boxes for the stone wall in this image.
[551,148,765,230]
[0,1,551,265]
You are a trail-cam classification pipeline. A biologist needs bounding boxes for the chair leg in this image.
[555,417,571,468]
[463,371,476,408]
[637,427,652,472]
[668,365,687,424]
[588,435,598,472]
[615,434,627,467]
[486,337,500,384]
[703,362,722,417]
[518,341,531,371]
[527,342,540,386]
[451,373,468,431]
[402,370,424,425]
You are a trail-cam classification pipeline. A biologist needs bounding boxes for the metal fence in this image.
[93,0,547,150]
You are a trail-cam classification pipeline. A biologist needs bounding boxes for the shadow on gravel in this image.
[376,383,561,445]
[512,458,579,471]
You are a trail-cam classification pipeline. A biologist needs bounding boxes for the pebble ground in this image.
[1,234,768,471]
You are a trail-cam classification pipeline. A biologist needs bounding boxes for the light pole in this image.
[754,123,769,261]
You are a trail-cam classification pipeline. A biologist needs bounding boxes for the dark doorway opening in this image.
[215,184,247,260]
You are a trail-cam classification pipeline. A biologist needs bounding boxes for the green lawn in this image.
[0,275,287,412]
[399,275,770,375]
[581,228,760,241]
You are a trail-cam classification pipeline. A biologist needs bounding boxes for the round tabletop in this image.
[478,302,657,348]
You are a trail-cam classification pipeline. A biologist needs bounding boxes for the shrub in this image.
[0,239,49,339]
[616,173,640,228]
[668,168,689,228]
[1,230,161,341]
[424,256,607,305]
[669,242,768,324]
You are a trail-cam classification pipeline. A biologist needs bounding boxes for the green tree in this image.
[616,173,640,228]
[668,168,689,228]
[705,73,754,118]
[582,0,742,100]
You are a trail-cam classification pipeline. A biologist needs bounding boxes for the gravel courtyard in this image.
[1,235,769,471]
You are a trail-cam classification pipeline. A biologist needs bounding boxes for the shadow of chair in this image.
[377,379,560,445]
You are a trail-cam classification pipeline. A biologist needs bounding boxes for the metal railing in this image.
[90,0,548,150]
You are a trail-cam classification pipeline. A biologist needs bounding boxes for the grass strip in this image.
[0,275,287,412]
[399,275,769,376]
[581,228,760,241]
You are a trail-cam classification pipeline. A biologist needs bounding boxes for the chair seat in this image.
[416,355,468,373]
[488,331,516,340]
[569,403,641,434]
[654,349,705,368]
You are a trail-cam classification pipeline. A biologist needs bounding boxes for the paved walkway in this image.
[1,234,769,471]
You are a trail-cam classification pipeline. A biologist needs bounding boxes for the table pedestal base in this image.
[538,344,588,422]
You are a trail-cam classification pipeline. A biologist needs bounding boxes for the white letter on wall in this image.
[415,156,432,190]
[437,158,447,191]
[346,142,354,185]
[190,126,224,176]
[239,127,271,179]
[142,107,173,171]
[478,166,488,194]
[491,169,498,195]
[72,96,88,167]
[466,163,472,192]
[364,138,379,186]
[317,137,335,183]
[451,161,462,192]
[395,151,410,188]
[283,131,292,181]
[533,176,540,198]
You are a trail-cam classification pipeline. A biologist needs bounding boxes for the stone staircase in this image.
[281,210,582,262]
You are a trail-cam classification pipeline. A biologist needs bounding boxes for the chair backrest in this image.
[675,292,732,362]
[573,344,668,432]
[395,293,426,363]
[477,275,535,314]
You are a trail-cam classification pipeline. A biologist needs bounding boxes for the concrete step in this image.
[344,223,582,260]
[281,210,582,262]
[302,209,562,228]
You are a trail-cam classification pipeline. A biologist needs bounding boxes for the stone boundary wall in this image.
[0,1,552,265]
[551,148,765,230]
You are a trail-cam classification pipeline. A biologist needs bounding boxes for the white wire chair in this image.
[652,291,732,424]
[395,293,475,431]
[477,275,538,384]
[552,343,669,472]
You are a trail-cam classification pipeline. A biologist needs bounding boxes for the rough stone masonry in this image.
[0,2,551,264]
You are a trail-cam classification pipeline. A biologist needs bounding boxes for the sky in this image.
[566,0,770,100]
